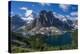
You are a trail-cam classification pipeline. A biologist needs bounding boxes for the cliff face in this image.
[38,10,73,30]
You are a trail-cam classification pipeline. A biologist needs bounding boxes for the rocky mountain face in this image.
[39,10,74,30]
[11,10,77,35]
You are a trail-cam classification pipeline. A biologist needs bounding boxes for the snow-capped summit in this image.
[21,9,37,24]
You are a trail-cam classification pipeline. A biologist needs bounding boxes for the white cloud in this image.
[53,12,64,19]
[54,13,65,18]
[59,4,70,12]
[65,12,78,21]
[53,12,67,22]
[39,1,50,6]
[70,12,78,17]
[66,15,77,21]
[20,7,27,10]
[11,11,13,14]
[20,7,33,17]
[53,11,78,23]
[25,10,33,17]
[20,7,34,23]
[53,11,77,22]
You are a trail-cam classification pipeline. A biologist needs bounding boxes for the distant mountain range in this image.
[10,10,78,35]
[10,15,25,31]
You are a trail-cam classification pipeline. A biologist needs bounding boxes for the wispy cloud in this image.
[53,12,67,22]
[20,7,34,23]
[20,7,33,17]
[39,0,50,6]
[53,11,78,22]
[70,12,78,17]
[66,12,78,21]
[59,4,70,12]
[25,10,33,17]
[66,15,77,21]
[11,11,13,14]
[20,7,27,10]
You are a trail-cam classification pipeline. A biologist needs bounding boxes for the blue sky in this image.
[10,1,78,20]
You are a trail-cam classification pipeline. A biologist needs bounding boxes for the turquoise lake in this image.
[43,32,72,46]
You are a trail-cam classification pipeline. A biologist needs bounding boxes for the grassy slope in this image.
[10,29,78,53]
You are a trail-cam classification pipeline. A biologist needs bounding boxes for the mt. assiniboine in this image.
[11,10,77,35]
